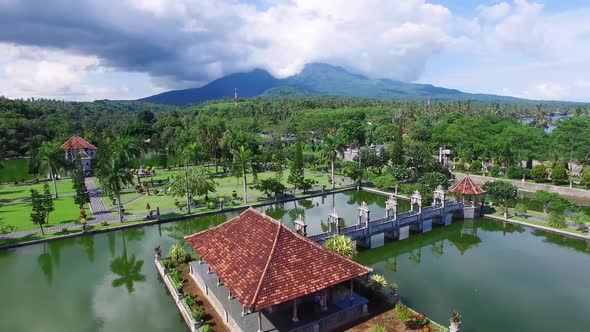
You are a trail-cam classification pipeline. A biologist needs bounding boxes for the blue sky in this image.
[0,0,588,102]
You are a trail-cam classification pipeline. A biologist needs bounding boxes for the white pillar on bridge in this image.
[411,191,422,214]
[358,201,370,227]
[328,209,340,234]
[386,195,398,221]
[433,185,446,208]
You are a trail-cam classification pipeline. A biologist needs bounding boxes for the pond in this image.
[0,191,589,332]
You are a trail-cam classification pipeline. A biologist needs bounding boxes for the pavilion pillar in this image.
[322,289,328,311]
[349,279,354,301]
[257,311,263,332]
[292,299,299,322]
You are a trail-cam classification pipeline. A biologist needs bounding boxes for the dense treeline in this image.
[1,96,589,177]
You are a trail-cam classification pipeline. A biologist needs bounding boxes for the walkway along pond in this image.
[1,191,590,331]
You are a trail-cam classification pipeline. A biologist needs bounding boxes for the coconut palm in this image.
[181,142,204,213]
[232,145,256,203]
[96,155,133,222]
[38,142,64,198]
[321,134,345,189]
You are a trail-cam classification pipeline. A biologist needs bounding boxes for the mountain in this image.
[138,62,548,105]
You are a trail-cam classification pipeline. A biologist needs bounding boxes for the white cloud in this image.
[477,2,511,21]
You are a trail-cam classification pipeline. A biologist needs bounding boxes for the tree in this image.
[324,235,357,259]
[419,172,450,191]
[42,183,54,225]
[167,168,216,204]
[30,189,47,235]
[72,161,90,209]
[552,117,590,171]
[181,142,205,213]
[530,165,548,183]
[251,177,285,199]
[550,164,568,185]
[321,134,344,189]
[38,142,64,198]
[137,110,155,124]
[232,145,255,203]
[288,136,306,190]
[535,190,575,214]
[482,180,518,218]
[372,173,398,190]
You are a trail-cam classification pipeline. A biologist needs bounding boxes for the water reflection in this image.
[109,231,146,294]
[78,235,95,262]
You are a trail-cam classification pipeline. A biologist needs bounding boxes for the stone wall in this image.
[454,173,590,199]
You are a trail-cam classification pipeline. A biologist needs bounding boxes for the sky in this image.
[0,0,588,102]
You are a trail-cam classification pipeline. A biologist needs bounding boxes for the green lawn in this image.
[0,179,75,201]
[0,197,92,232]
[119,170,346,216]
[0,159,32,182]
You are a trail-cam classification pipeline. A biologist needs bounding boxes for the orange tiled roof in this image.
[185,208,372,311]
[449,175,485,195]
[61,136,96,151]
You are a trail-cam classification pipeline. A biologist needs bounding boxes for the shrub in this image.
[324,235,357,259]
[489,164,501,177]
[184,295,197,308]
[470,160,482,172]
[372,174,397,189]
[548,212,566,228]
[551,164,568,185]
[153,188,160,195]
[168,268,183,288]
[101,221,109,226]
[146,203,151,210]
[232,190,238,199]
[198,325,213,332]
[372,324,386,332]
[79,209,87,219]
[206,201,215,209]
[420,325,433,332]
[388,282,399,294]
[451,310,462,323]
[192,307,206,320]
[169,244,187,264]
[572,212,590,225]
[507,166,529,180]
[530,165,548,183]
[395,303,413,321]
[515,203,527,216]
[582,166,590,189]
[137,187,144,193]
[368,274,387,290]
[0,222,16,234]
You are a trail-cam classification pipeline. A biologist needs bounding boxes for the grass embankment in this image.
[0,196,92,232]
[487,210,588,236]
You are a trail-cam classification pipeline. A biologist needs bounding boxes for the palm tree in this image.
[232,145,255,203]
[181,143,203,213]
[321,134,344,189]
[96,156,133,222]
[38,142,64,198]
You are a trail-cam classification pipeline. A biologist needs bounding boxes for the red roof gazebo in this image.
[185,208,372,330]
[449,175,485,205]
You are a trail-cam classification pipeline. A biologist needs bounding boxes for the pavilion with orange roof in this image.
[449,174,486,219]
[61,135,97,175]
[185,207,372,332]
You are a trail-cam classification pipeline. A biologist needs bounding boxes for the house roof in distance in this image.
[61,136,97,151]
[449,175,486,195]
[185,208,371,311]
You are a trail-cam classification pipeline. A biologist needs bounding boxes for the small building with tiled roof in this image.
[449,174,485,196]
[61,136,97,175]
[185,208,372,332]
[450,175,486,219]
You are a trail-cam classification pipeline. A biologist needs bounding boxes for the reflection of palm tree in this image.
[431,241,444,256]
[107,232,117,258]
[320,219,329,233]
[264,204,287,221]
[384,256,397,272]
[110,234,145,294]
[166,214,228,243]
[79,236,95,262]
[409,248,421,264]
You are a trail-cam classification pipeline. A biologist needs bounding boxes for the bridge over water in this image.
[297,188,465,249]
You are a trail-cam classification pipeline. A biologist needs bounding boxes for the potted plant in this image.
[80,218,88,232]
[449,310,462,332]
[388,282,399,296]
